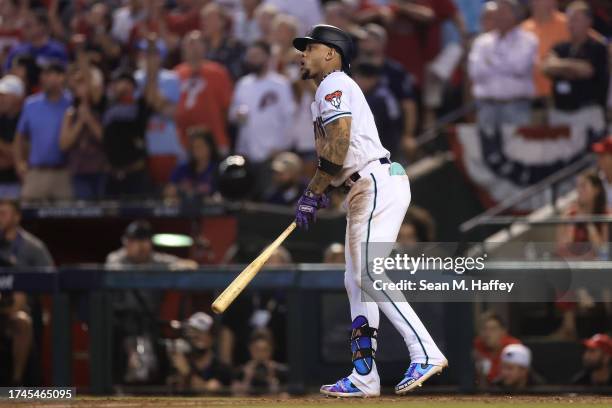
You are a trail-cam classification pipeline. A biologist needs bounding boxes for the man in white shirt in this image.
[468,0,538,131]
[229,40,295,163]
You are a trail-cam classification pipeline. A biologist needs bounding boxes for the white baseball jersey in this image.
[311,71,390,186]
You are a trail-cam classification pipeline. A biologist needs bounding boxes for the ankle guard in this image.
[350,315,377,375]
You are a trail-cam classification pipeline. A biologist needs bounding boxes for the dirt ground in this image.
[1,395,612,408]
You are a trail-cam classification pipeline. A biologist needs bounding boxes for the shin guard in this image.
[350,315,377,376]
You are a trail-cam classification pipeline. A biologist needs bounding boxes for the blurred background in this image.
[0,0,611,397]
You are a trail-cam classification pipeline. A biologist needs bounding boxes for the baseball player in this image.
[292,25,448,397]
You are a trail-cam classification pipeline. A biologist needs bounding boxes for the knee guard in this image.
[350,315,377,376]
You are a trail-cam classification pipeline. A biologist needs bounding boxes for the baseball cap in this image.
[271,152,302,174]
[40,60,67,74]
[592,136,612,154]
[501,343,532,368]
[0,75,24,98]
[137,38,168,59]
[123,220,153,240]
[187,312,213,332]
[583,333,612,355]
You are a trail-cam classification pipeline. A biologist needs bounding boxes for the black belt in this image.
[348,157,391,183]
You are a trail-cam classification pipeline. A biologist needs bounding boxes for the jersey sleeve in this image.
[316,79,352,127]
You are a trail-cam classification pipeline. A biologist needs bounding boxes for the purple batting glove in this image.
[295,190,328,230]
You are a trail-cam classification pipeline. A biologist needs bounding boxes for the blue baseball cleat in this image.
[395,360,448,394]
[320,377,369,398]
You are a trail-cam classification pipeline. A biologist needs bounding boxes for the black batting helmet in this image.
[293,24,353,73]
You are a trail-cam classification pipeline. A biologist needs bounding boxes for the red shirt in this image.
[174,61,233,151]
[384,0,456,86]
[473,335,521,383]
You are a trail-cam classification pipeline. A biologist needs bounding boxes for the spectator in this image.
[265,14,316,173]
[265,245,292,266]
[353,62,403,159]
[110,0,146,46]
[473,311,521,386]
[323,1,362,45]
[358,23,418,159]
[260,152,304,206]
[106,220,196,383]
[493,343,545,391]
[269,14,300,73]
[4,9,68,87]
[174,30,233,155]
[13,61,72,202]
[167,312,234,393]
[70,3,121,76]
[233,329,288,396]
[522,0,570,102]
[0,75,24,198]
[165,0,203,38]
[571,333,612,386]
[134,38,186,167]
[557,169,608,260]
[201,3,246,80]
[230,41,295,164]
[0,0,27,64]
[323,242,345,263]
[266,0,322,36]
[480,1,500,34]
[164,129,220,200]
[253,3,279,44]
[103,34,171,198]
[594,136,612,208]
[106,220,196,270]
[468,0,538,130]
[542,1,609,135]
[59,46,108,200]
[397,206,436,249]
[0,199,53,386]
[233,0,264,46]
[362,0,459,94]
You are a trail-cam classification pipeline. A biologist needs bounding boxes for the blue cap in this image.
[137,38,168,59]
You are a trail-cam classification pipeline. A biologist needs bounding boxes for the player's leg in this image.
[362,165,447,393]
[320,193,381,397]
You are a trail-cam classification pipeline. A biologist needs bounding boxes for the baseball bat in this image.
[211,221,297,314]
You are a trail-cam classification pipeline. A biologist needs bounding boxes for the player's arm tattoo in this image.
[308,116,351,195]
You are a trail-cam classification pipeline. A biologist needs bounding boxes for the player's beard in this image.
[301,68,313,80]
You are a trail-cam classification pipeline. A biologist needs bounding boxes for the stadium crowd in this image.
[0,0,611,395]
[0,0,608,204]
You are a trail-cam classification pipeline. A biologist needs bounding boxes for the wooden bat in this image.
[211,221,297,314]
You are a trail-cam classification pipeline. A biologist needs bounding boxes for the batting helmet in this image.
[293,24,353,72]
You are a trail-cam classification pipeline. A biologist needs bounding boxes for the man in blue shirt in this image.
[4,10,68,88]
[13,62,72,201]
[134,39,186,166]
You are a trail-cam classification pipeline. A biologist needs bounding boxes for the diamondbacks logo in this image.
[325,90,343,109]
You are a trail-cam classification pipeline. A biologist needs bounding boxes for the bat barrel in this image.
[211,221,296,314]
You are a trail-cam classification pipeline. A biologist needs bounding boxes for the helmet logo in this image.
[325,90,342,109]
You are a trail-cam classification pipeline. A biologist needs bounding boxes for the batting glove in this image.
[296,190,329,230]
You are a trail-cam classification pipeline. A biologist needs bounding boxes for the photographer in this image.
[233,329,288,396]
[167,312,233,394]
[0,198,54,386]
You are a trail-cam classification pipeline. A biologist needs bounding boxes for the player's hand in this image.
[295,190,329,230]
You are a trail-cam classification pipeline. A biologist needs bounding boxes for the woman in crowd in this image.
[164,128,220,200]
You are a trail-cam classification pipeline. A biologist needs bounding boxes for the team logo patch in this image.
[325,90,343,109]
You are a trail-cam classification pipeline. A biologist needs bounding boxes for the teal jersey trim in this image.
[365,173,429,365]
